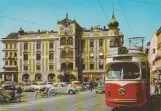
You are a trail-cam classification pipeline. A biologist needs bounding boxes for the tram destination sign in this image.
[113,56,132,61]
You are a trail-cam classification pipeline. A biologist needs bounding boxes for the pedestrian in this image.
[89,81,93,92]
[17,86,22,94]
[11,89,15,102]
[154,79,160,95]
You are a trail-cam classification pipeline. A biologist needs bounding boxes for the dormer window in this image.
[110,38,120,47]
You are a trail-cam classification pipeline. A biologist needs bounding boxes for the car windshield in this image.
[106,63,140,79]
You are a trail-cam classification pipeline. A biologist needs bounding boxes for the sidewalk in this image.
[150,85,155,95]
[150,85,161,95]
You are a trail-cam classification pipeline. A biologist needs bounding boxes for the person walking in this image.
[154,79,160,95]
[89,81,93,92]
[17,86,22,94]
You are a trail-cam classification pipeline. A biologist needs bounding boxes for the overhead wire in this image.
[97,0,109,21]
[124,0,161,7]
[117,0,133,37]
[0,15,50,28]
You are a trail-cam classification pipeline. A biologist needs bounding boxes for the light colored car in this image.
[22,83,34,92]
[44,82,53,89]
[49,83,77,95]
[31,82,45,90]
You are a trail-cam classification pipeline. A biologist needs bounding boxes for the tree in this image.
[57,75,64,82]
[38,29,41,34]
[91,27,93,31]
[69,74,76,82]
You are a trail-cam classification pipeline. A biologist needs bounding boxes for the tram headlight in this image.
[118,88,126,96]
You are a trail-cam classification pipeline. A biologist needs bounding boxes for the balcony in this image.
[155,54,161,61]
[3,66,18,71]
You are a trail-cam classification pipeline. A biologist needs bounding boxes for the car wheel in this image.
[68,90,74,95]
[15,97,21,102]
[49,89,56,96]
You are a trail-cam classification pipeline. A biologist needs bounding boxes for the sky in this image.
[0,0,161,71]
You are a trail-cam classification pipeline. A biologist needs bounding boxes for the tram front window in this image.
[107,63,140,79]
[107,64,122,79]
[123,63,140,79]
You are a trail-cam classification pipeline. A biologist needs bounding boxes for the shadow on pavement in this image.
[109,95,161,111]
[151,94,161,111]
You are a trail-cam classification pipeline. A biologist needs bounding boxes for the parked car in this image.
[95,82,105,94]
[44,82,53,89]
[22,83,34,92]
[71,81,82,91]
[49,83,77,95]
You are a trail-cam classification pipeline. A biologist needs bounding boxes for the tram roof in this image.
[106,47,147,58]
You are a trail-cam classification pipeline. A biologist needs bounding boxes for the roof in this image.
[156,27,161,36]
[2,32,19,39]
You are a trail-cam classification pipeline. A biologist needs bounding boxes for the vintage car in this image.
[71,81,82,91]
[49,83,77,95]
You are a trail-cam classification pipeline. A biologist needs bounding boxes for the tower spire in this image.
[66,13,68,18]
[113,4,114,14]
[112,4,115,18]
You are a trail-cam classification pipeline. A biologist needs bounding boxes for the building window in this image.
[90,64,94,70]
[153,61,155,65]
[49,53,54,60]
[82,64,85,70]
[67,37,73,45]
[24,54,28,61]
[90,39,94,47]
[49,42,54,49]
[5,61,8,65]
[60,37,66,45]
[24,43,28,50]
[36,53,41,60]
[37,42,41,50]
[6,44,8,49]
[99,62,103,69]
[10,44,12,49]
[61,50,66,58]
[5,52,8,57]
[81,40,85,48]
[153,49,155,54]
[36,64,41,70]
[49,65,54,70]
[99,55,103,59]
[110,38,120,47]
[14,61,17,65]
[99,39,103,47]
[24,65,28,70]
[14,44,16,49]
[68,63,73,70]
[10,61,12,65]
[14,52,17,57]
[10,52,12,57]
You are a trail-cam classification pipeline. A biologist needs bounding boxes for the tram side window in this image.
[141,62,146,79]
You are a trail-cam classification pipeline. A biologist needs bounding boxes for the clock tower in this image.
[57,13,82,82]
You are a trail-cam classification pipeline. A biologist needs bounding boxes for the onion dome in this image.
[108,12,119,28]
[18,27,25,35]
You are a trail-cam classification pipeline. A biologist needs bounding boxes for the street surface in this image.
[0,91,108,111]
[0,88,160,111]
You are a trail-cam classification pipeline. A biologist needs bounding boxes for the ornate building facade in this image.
[1,13,124,83]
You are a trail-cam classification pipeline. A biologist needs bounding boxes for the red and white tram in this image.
[105,47,150,110]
